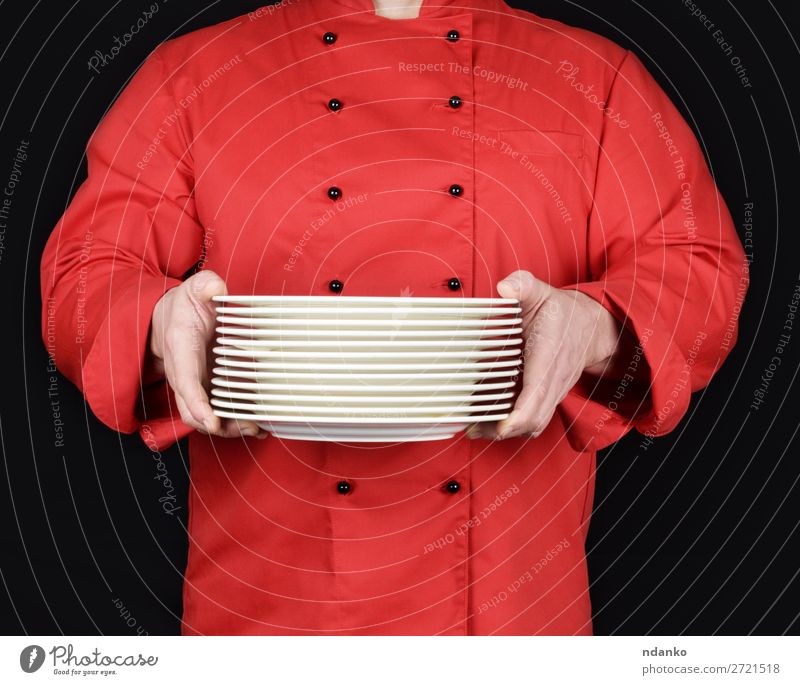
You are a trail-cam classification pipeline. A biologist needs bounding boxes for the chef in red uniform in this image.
[41,0,747,634]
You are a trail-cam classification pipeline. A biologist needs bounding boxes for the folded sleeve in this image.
[558,50,749,451]
[41,46,203,451]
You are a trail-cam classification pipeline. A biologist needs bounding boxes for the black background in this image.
[0,0,798,635]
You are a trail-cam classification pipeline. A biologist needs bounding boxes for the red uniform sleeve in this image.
[41,46,203,451]
[559,51,749,451]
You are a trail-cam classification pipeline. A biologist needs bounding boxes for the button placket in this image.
[433,16,474,297]
[449,16,475,298]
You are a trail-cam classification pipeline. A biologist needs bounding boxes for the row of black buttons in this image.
[328,183,464,202]
[320,27,465,296]
[322,30,461,45]
[327,277,459,292]
[322,37,465,195]
[326,96,461,112]
[326,184,463,202]
[326,278,460,293]
[336,480,461,494]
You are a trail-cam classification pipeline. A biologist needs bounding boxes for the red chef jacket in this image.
[41,0,747,634]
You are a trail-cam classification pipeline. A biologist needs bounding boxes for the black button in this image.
[447,277,461,291]
[327,186,342,200]
[329,279,344,293]
[446,480,461,494]
[328,98,342,112]
[448,184,464,197]
[446,29,460,42]
[448,95,462,109]
[323,32,337,45]
[337,480,352,494]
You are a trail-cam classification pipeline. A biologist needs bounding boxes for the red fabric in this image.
[40,0,747,634]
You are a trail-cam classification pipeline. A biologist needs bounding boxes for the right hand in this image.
[148,270,266,438]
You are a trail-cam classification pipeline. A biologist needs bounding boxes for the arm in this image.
[473,51,748,448]
[40,46,261,451]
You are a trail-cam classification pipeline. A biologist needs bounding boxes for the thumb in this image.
[497,270,550,307]
[189,269,228,306]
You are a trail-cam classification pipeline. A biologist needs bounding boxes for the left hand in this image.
[469,270,623,440]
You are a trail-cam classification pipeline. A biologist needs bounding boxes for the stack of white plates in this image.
[210,296,523,442]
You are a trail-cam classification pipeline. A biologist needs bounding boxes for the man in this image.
[41,0,747,634]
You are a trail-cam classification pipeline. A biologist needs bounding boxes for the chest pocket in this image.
[498,129,586,163]
[494,129,591,227]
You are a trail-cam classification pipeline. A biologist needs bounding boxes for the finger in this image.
[496,329,561,439]
[465,423,485,439]
[496,389,546,438]
[467,304,556,441]
[189,269,228,305]
[215,418,262,438]
[174,271,229,366]
[187,270,227,330]
[497,270,551,314]
[165,331,218,432]
[474,422,501,440]
[187,271,228,395]
[499,353,579,439]
[174,391,207,433]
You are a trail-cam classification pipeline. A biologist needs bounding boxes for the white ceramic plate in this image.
[213,346,521,360]
[262,424,463,436]
[260,423,468,443]
[216,316,524,329]
[210,378,517,392]
[214,306,522,317]
[214,296,518,306]
[216,337,523,350]
[255,422,472,443]
[214,357,522,371]
[212,410,509,424]
[210,388,514,403]
[209,398,512,414]
[215,326,523,339]
[212,367,520,380]
[270,433,462,443]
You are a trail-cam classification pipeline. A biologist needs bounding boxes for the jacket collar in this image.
[326,0,499,19]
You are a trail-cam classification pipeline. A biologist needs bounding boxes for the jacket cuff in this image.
[82,275,192,451]
[558,279,691,452]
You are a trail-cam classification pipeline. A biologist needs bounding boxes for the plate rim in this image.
[212,367,520,379]
[215,316,525,328]
[210,388,515,403]
[212,410,510,424]
[210,378,517,392]
[214,306,522,316]
[216,337,523,349]
[210,398,513,414]
[214,295,518,305]
[213,346,522,359]
[214,358,522,370]
[215,326,524,338]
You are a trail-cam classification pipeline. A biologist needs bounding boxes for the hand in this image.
[469,270,622,440]
[148,270,266,438]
